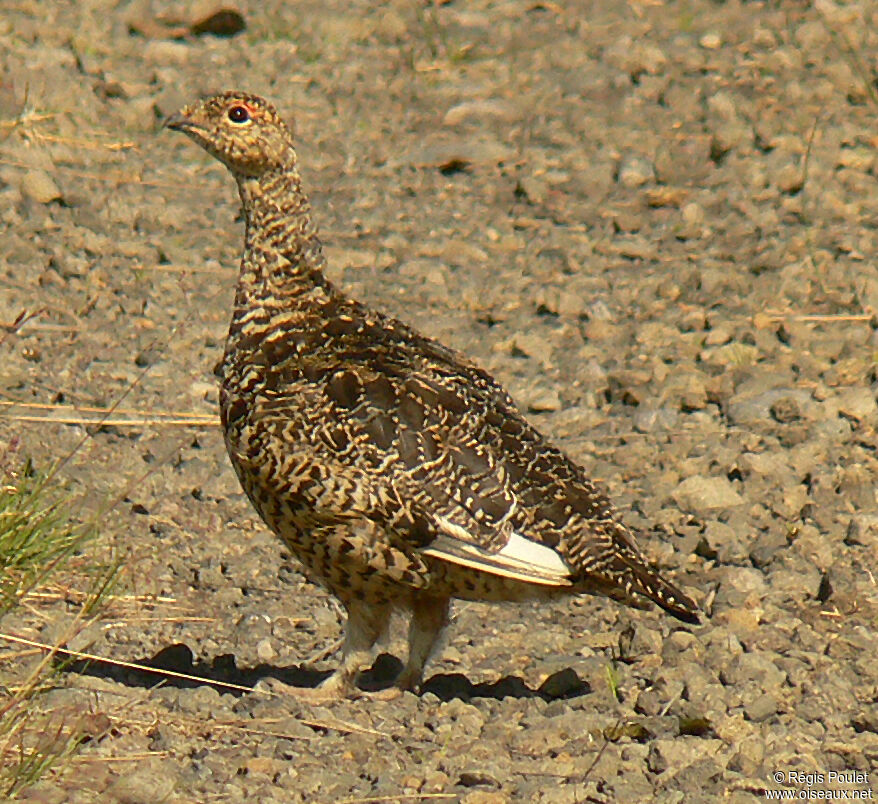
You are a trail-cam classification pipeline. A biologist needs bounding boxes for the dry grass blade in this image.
[816,10,878,107]
[72,752,171,764]
[136,263,235,275]
[26,131,135,152]
[338,795,457,803]
[0,322,80,334]
[0,157,193,189]
[22,586,178,606]
[3,414,217,427]
[0,401,217,428]
[0,633,261,696]
[0,633,399,744]
[0,401,210,417]
[783,314,872,323]
[0,633,395,740]
[0,309,46,348]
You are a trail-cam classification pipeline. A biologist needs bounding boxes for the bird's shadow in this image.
[58,643,589,702]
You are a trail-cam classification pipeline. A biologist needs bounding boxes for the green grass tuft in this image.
[0,445,116,797]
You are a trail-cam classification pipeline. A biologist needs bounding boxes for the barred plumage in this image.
[165,92,699,697]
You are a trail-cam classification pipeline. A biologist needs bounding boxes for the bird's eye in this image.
[227,105,250,124]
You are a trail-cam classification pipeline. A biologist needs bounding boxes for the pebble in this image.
[256,636,276,661]
[714,567,768,608]
[443,99,519,126]
[538,667,588,699]
[648,737,725,774]
[846,514,878,548]
[616,153,656,188]
[20,169,62,204]
[726,388,819,426]
[106,762,177,804]
[836,386,878,423]
[460,792,510,804]
[744,691,778,722]
[672,475,744,511]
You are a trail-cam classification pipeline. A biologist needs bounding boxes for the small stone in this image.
[142,39,192,65]
[422,770,451,793]
[460,792,509,804]
[698,520,747,564]
[770,396,801,423]
[13,782,68,804]
[681,202,704,225]
[672,475,744,512]
[616,153,655,188]
[645,185,689,207]
[620,623,663,658]
[699,32,722,50]
[795,19,830,50]
[713,567,767,608]
[648,738,724,773]
[538,667,588,699]
[522,386,562,412]
[107,761,177,804]
[401,137,515,169]
[702,342,759,368]
[612,234,656,260]
[749,523,789,566]
[245,756,285,776]
[376,8,407,39]
[256,637,276,661]
[720,651,786,691]
[776,163,804,194]
[661,371,708,410]
[458,770,501,788]
[189,4,246,37]
[738,451,793,481]
[744,692,778,722]
[714,606,761,637]
[439,240,488,266]
[727,388,818,426]
[443,99,518,126]
[604,35,667,77]
[731,734,767,775]
[20,169,62,204]
[517,175,548,204]
[509,332,553,362]
[633,405,679,434]
[836,387,878,424]
[846,515,878,547]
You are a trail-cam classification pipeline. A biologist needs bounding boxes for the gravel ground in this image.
[2,1,878,802]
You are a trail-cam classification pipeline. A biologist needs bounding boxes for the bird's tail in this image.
[627,557,700,623]
[584,552,701,624]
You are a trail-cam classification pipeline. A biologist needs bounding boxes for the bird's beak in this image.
[164,111,194,131]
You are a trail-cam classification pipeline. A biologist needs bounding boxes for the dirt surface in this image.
[2,0,878,801]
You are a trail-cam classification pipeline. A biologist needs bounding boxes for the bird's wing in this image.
[298,310,639,589]
[370,359,699,619]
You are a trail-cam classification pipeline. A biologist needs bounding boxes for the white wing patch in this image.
[498,532,571,576]
[421,518,573,587]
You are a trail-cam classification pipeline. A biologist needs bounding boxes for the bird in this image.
[165,91,699,698]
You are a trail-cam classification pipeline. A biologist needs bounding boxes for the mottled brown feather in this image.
[166,91,699,695]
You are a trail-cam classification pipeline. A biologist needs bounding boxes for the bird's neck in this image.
[234,168,332,304]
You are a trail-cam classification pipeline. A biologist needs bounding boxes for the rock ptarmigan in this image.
[165,92,699,698]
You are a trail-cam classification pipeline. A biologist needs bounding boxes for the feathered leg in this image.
[397,595,451,692]
[319,598,392,695]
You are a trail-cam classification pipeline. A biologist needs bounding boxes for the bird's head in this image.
[165,92,296,178]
